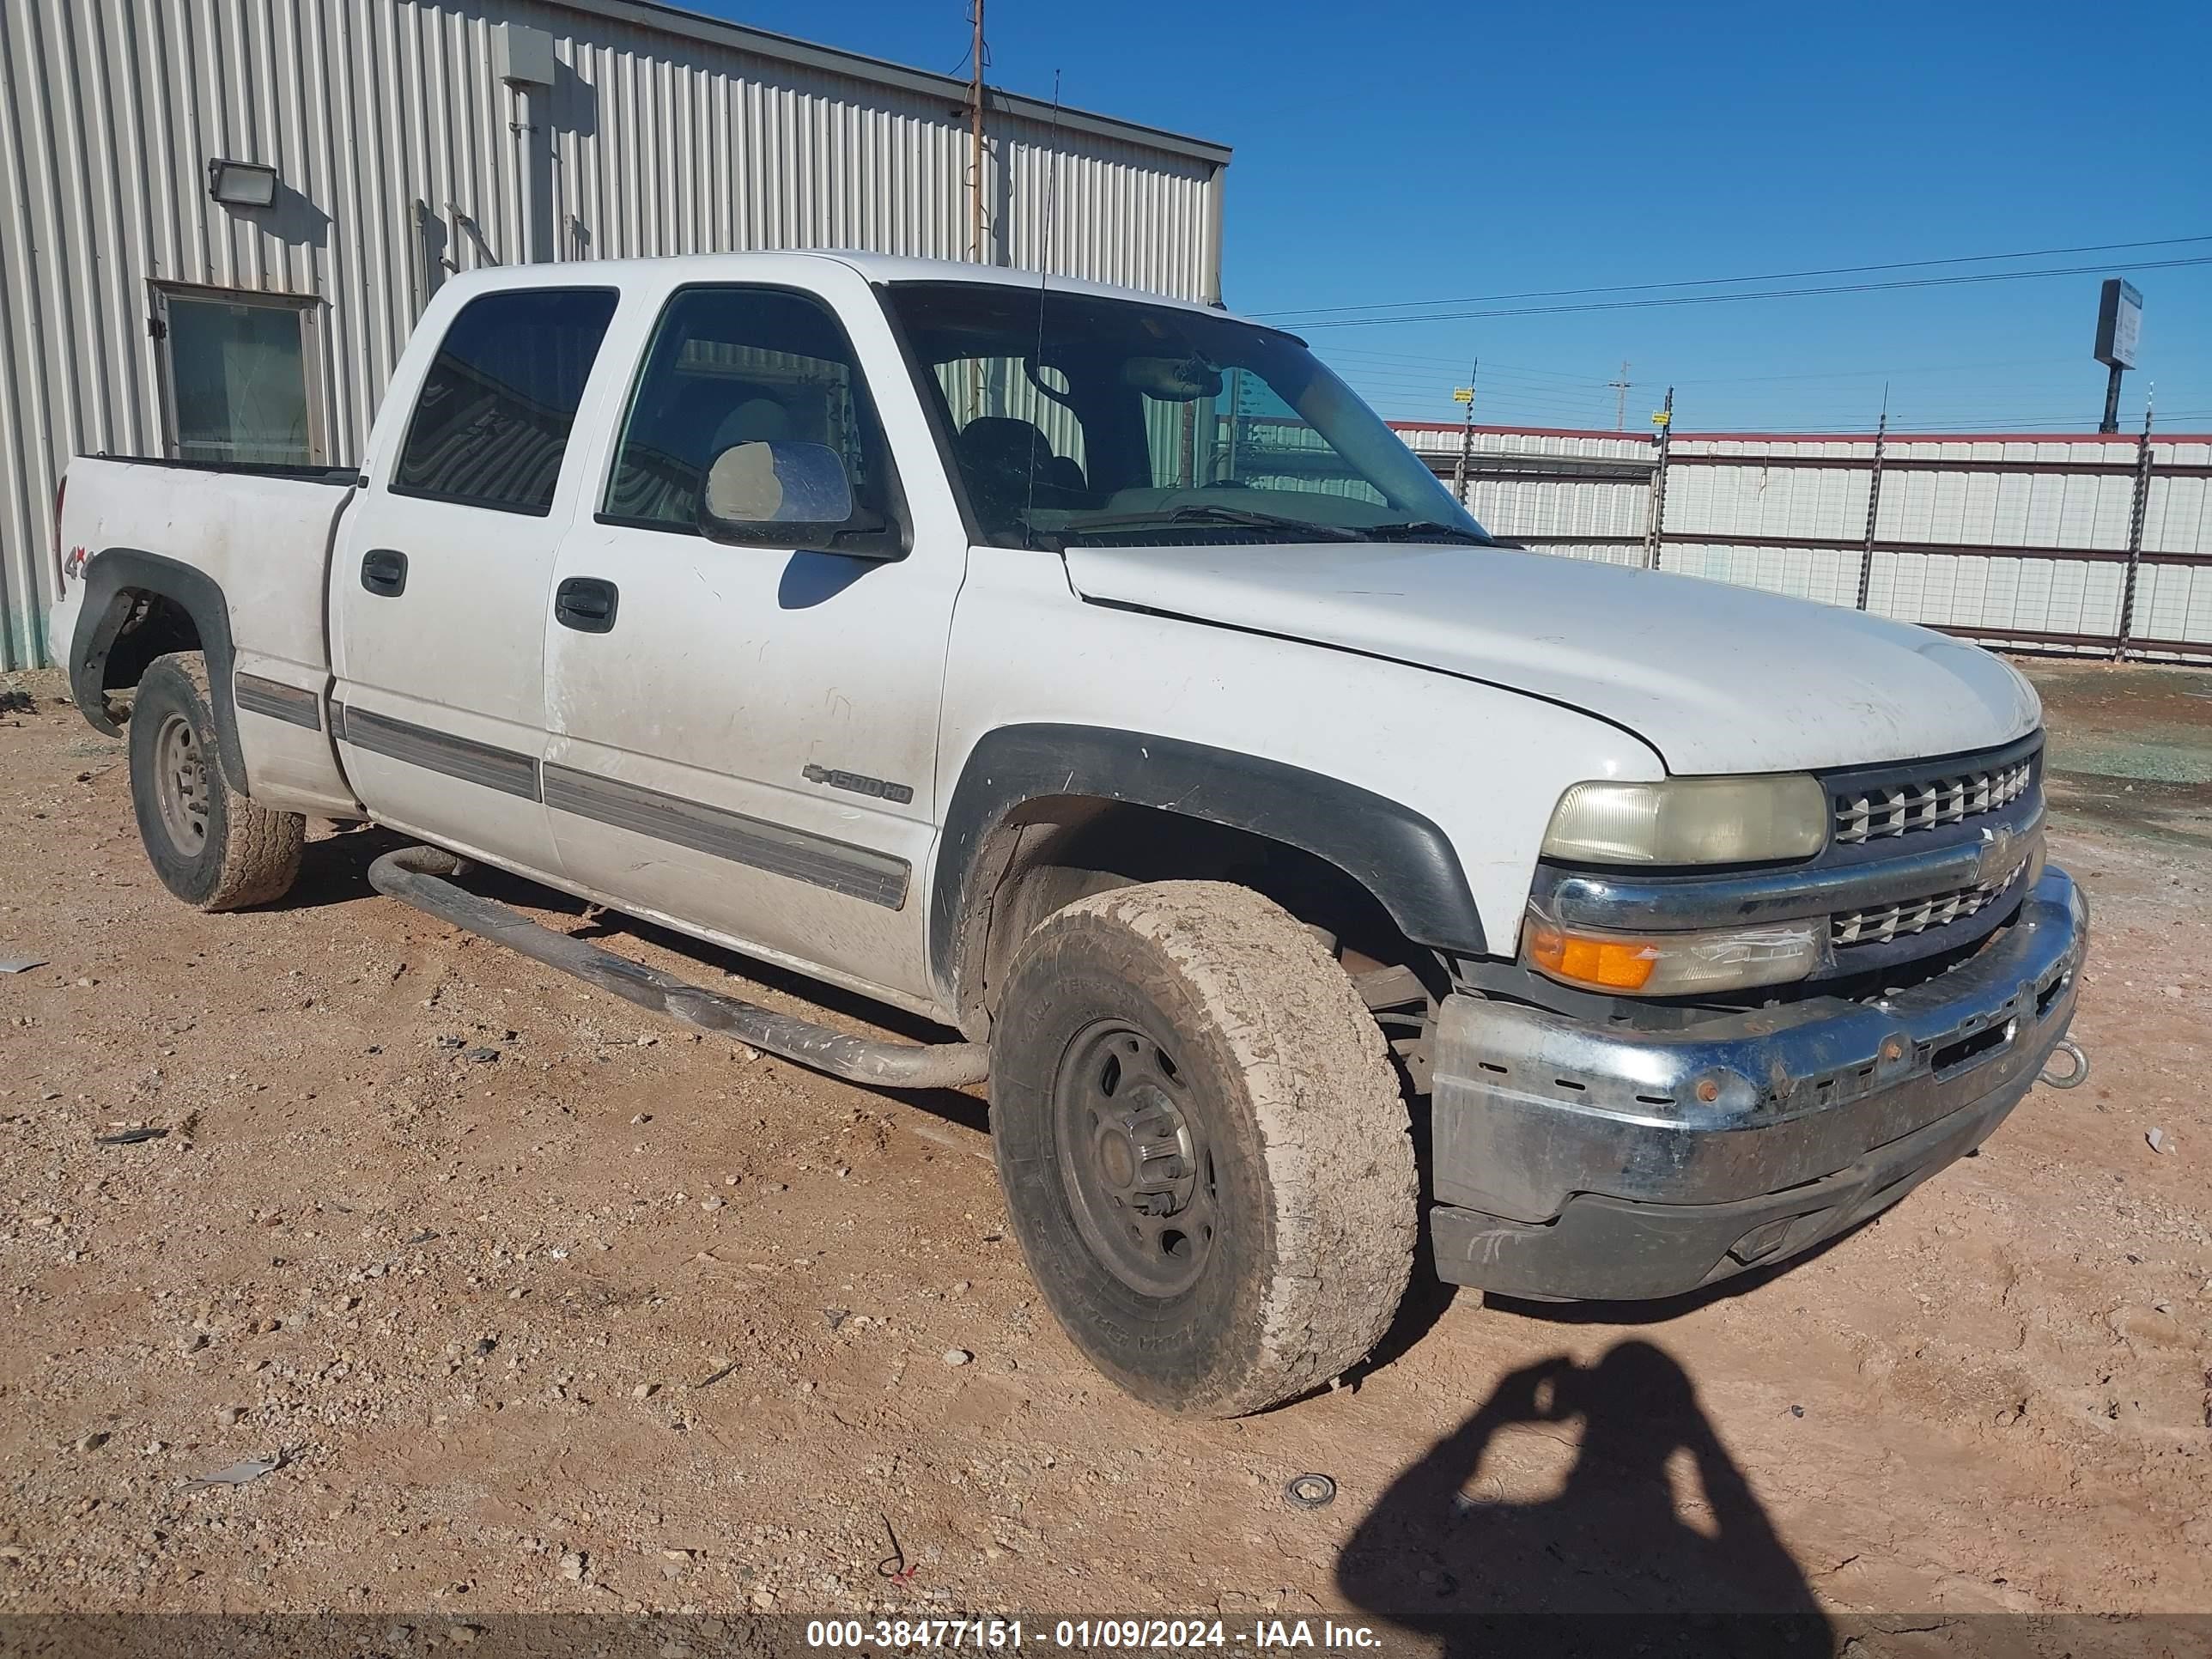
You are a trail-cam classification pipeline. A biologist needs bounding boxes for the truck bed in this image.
[53,453,362,814]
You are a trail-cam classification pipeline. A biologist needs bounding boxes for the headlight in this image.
[1541,775,1827,866]
[1523,908,1826,995]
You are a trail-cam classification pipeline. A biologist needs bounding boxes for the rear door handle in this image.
[554,576,619,634]
[360,548,408,597]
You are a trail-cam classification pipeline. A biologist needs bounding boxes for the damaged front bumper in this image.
[1428,866,2087,1300]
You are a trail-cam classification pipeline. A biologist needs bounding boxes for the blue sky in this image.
[700,1,2210,434]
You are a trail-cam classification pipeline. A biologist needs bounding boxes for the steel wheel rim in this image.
[1051,1019,1217,1297]
[154,712,210,856]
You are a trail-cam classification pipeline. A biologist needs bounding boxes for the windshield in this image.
[880,281,1500,550]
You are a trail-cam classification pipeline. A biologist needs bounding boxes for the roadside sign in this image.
[1650,410,1670,428]
[1451,387,1474,404]
[2095,279,2142,370]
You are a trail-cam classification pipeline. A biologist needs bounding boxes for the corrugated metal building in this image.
[1394,422,2212,660]
[0,0,1231,667]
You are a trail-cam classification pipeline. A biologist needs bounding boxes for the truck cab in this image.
[50,252,2086,1415]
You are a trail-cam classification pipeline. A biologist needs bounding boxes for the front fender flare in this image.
[929,723,1487,1008]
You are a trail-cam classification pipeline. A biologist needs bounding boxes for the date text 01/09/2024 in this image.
[804,1619,1386,1650]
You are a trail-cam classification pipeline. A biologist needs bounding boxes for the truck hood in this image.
[1063,541,2040,774]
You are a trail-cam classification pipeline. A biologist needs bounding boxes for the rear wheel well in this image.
[956,797,1448,1034]
[97,592,203,701]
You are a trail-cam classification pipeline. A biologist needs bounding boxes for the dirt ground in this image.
[0,659,2208,1651]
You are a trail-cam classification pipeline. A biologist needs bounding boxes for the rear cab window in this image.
[392,288,620,515]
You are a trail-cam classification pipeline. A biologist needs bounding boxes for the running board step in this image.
[368,846,989,1091]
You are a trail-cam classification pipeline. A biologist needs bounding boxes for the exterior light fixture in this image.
[206,158,278,208]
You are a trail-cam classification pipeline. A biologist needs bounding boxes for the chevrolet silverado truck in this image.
[48,252,2087,1416]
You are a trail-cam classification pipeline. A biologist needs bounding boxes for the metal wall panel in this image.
[0,0,1225,666]
[1389,422,2212,659]
[1395,425,1656,546]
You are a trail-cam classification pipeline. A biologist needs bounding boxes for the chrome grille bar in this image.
[1835,756,2033,845]
[1832,858,2028,947]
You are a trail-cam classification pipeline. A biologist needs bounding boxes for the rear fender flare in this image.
[69,549,246,789]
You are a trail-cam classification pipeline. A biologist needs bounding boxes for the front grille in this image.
[1832,858,2027,948]
[1834,755,2033,845]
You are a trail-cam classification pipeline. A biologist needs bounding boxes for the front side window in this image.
[392,288,618,515]
[883,281,1498,550]
[602,285,891,533]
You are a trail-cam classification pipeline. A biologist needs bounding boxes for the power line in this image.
[1322,347,1620,383]
[1667,356,2074,387]
[1255,234,2212,320]
[1335,380,1616,415]
[1319,354,1613,386]
[1330,349,2110,394]
[1286,256,2212,330]
[1328,351,2205,429]
[1335,370,1611,399]
[1334,370,1613,399]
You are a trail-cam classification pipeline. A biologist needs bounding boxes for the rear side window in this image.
[392,288,618,515]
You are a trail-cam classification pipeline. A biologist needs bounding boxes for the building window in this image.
[153,284,325,467]
[392,287,619,516]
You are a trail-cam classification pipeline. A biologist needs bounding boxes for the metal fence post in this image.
[1855,411,1887,611]
[2112,410,2156,660]
[1642,387,1674,569]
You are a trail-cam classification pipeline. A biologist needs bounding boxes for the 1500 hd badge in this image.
[803,763,915,805]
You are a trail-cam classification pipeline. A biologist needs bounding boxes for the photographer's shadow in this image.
[1336,1340,1832,1656]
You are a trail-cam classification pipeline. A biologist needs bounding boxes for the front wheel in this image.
[128,653,304,910]
[989,880,1417,1416]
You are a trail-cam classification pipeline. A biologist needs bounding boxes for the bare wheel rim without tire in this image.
[154,711,210,856]
[1051,1018,1218,1297]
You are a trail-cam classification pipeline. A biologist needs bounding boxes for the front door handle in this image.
[360,548,408,597]
[554,576,619,634]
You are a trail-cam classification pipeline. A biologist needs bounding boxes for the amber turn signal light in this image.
[1524,922,1659,991]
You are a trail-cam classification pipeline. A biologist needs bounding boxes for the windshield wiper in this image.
[1359,520,1503,546]
[1051,505,1364,544]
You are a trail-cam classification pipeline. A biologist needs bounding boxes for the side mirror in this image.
[695,441,903,558]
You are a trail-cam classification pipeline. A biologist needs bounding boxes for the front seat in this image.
[704,394,793,458]
[957,416,1058,533]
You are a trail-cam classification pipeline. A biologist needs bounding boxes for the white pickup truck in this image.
[49,252,2087,1415]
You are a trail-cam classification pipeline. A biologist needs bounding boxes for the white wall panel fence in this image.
[1397,424,2212,662]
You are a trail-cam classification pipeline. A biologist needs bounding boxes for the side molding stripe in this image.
[234,672,323,731]
[325,705,908,908]
[543,763,910,910]
[328,702,542,801]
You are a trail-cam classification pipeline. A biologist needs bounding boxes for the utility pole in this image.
[1642,386,1674,569]
[967,0,988,264]
[1607,361,1632,432]
[1855,396,1889,612]
[2114,389,2156,659]
[1451,362,1478,505]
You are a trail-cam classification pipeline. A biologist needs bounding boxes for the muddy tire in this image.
[989,880,1418,1416]
[128,653,304,911]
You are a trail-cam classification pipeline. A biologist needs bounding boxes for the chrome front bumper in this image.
[1428,866,2086,1299]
